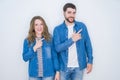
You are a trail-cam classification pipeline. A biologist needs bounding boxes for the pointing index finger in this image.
[77,28,82,33]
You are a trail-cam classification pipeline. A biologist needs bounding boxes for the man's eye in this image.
[73,12,76,14]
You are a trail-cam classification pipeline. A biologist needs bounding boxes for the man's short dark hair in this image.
[63,3,76,12]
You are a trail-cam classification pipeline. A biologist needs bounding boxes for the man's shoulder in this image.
[75,21,85,25]
[75,21,87,29]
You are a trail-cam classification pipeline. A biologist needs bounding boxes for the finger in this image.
[78,33,82,37]
[41,38,44,41]
[54,77,57,80]
[73,29,76,33]
[87,66,92,74]
[86,67,89,74]
[36,38,38,42]
[72,33,76,37]
[87,69,91,74]
[77,29,82,33]
[37,40,42,44]
[76,33,80,36]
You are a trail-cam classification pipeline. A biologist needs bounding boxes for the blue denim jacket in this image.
[22,38,59,77]
[53,21,93,71]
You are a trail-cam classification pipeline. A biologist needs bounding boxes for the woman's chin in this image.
[36,32,42,34]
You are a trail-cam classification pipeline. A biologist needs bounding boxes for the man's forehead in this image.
[66,8,76,12]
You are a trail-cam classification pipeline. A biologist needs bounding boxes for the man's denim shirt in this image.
[53,21,93,71]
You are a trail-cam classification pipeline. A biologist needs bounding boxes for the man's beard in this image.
[65,17,75,23]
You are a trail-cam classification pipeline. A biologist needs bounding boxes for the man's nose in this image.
[70,13,75,17]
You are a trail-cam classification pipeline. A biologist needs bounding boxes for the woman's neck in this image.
[36,33,42,38]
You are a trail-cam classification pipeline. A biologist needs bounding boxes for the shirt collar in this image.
[62,20,77,29]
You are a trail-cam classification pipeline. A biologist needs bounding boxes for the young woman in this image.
[22,16,59,80]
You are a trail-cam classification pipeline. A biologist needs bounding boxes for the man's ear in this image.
[63,12,65,17]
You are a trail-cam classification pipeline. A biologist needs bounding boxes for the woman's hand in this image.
[33,39,42,52]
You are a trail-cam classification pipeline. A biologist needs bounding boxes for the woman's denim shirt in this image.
[22,38,59,77]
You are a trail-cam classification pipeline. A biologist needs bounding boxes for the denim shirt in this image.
[53,21,93,71]
[22,38,59,77]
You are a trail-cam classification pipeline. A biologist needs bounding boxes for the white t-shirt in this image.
[67,24,79,67]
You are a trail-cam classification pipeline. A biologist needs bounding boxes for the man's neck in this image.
[65,20,74,26]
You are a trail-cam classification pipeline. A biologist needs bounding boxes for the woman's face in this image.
[34,19,44,34]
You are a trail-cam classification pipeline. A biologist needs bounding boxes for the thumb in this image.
[73,29,76,33]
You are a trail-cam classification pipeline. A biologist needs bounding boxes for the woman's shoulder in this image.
[23,38,29,43]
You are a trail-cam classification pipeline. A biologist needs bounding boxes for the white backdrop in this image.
[0,0,120,80]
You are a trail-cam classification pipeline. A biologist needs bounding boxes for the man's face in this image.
[64,8,76,23]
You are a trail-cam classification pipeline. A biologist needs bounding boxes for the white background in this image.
[0,0,120,80]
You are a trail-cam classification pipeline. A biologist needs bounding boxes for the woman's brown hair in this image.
[27,16,51,44]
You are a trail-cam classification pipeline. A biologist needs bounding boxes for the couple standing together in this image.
[22,3,93,80]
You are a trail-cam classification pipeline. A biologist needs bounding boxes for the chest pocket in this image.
[60,29,68,43]
[42,41,52,59]
[45,46,51,59]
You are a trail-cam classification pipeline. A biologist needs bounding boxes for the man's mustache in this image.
[68,17,74,19]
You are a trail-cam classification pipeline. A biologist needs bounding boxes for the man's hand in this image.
[72,33,82,42]
[72,29,82,42]
[54,71,60,80]
[86,64,93,74]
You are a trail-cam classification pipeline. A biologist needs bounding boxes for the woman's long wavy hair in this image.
[27,16,51,44]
